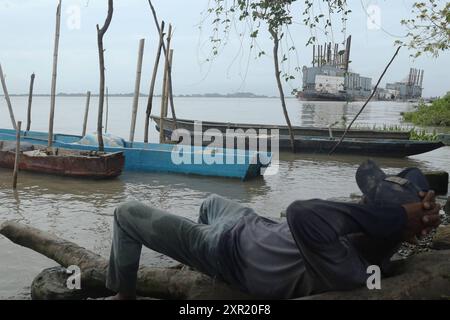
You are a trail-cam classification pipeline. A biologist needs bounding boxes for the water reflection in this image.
[300,102,352,128]
[1,97,449,298]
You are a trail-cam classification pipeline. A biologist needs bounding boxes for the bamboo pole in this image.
[13,121,22,189]
[167,49,177,130]
[0,63,17,130]
[48,0,62,148]
[162,52,172,122]
[96,0,114,152]
[144,21,165,143]
[26,73,36,132]
[148,1,178,136]
[105,87,109,134]
[159,24,172,144]
[82,91,91,137]
[129,39,145,143]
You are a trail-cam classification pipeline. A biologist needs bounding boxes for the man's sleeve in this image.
[285,199,407,292]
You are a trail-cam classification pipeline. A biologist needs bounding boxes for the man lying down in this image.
[105,160,442,299]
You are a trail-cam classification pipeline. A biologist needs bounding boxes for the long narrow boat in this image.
[0,141,124,179]
[151,116,412,140]
[0,129,270,181]
[158,128,444,158]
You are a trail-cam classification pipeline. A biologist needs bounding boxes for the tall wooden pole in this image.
[159,24,172,144]
[96,0,114,152]
[48,0,62,148]
[105,87,109,134]
[13,121,22,189]
[82,91,91,137]
[162,51,173,119]
[26,73,36,132]
[148,1,178,135]
[144,21,165,143]
[129,38,145,143]
[167,49,177,130]
[0,63,17,130]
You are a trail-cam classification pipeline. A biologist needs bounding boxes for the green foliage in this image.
[395,0,450,58]
[203,0,350,83]
[403,92,450,127]
[205,0,349,50]
[409,129,439,141]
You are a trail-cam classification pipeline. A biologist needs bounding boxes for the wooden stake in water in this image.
[82,91,91,137]
[159,24,172,144]
[0,63,17,130]
[147,1,178,135]
[105,87,109,134]
[167,49,177,130]
[13,121,22,189]
[26,73,36,132]
[48,0,62,148]
[129,38,145,143]
[144,21,165,143]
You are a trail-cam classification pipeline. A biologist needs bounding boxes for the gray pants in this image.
[106,194,254,294]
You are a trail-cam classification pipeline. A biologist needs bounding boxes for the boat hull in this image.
[160,129,444,158]
[151,116,411,140]
[0,129,269,181]
[0,142,124,179]
[297,91,349,101]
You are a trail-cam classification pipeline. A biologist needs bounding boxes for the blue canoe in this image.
[0,129,271,181]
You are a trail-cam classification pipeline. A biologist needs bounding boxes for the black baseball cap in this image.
[356,160,430,206]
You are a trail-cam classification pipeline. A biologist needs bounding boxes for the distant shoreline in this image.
[2,92,283,99]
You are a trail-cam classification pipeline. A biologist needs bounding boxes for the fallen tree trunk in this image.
[0,221,250,300]
[1,221,450,300]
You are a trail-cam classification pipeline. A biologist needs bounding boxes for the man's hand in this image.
[402,190,441,243]
[419,190,437,210]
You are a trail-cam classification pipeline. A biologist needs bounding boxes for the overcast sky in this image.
[0,0,448,97]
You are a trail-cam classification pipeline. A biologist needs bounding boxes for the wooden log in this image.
[48,0,62,148]
[0,63,17,130]
[159,24,172,144]
[12,121,22,189]
[144,21,165,143]
[82,91,91,137]
[31,266,112,300]
[0,221,249,300]
[129,39,145,143]
[96,0,114,152]
[26,73,36,132]
[2,220,450,300]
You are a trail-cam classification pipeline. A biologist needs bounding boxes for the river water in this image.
[0,97,449,299]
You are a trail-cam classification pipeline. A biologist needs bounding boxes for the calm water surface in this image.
[1,97,449,298]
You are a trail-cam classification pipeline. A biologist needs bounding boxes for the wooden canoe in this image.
[159,128,444,158]
[151,116,412,140]
[0,141,124,179]
[0,130,269,181]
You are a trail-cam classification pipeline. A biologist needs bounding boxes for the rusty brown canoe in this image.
[0,141,124,179]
